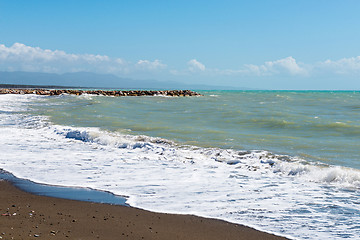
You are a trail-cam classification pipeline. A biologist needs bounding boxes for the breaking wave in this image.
[60,128,360,188]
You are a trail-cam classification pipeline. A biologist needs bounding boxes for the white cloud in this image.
[240,56,360,77]
[188,59,206,72]
[318,57,360,74]
[243,56,307,76]
[136,59,166,70]
[3,42,360,80]
[0,43,166,75]
[0,43,112,64]
[208,57,308,77]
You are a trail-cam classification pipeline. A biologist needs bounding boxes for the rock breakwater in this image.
[0,89,202,97]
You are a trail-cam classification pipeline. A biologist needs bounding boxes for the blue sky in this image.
[1,0,360,89]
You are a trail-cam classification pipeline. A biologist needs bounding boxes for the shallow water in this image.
[0,91,359,239]
[0,170,128,206]
[41,90,360,169]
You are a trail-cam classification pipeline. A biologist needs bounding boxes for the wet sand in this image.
[0,180,289,240]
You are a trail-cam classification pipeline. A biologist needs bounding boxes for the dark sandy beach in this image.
[0,180,289,240]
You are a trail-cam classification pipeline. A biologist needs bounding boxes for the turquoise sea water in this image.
[1,91,360,239]
[42,90,360,169]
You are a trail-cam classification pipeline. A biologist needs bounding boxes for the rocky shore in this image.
[0,88,202,97]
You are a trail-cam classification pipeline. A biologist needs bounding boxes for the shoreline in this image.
[0,180,290,240]
[0,169,128,206]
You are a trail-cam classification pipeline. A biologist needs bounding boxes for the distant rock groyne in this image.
[0,89,202,97]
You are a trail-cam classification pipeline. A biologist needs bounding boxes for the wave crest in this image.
[60,127,360,188]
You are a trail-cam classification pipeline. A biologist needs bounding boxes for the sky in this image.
[1,0,360,89]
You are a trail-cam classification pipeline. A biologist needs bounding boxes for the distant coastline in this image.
[0,83,82,89]
[0,71,246,90]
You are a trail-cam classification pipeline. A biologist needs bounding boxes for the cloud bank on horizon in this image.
[1,42,360,88]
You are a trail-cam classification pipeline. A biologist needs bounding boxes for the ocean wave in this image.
[236,117,360,135]
[58,127,360,189]
[272,158,360,187]
[0,93,44,112]
[311,121,360,132]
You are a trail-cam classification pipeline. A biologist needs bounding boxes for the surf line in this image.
[0,169,128,206]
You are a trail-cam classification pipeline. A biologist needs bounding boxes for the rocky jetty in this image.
[0,89,202,97]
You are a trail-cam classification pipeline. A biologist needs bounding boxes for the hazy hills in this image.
[0,71,243,90]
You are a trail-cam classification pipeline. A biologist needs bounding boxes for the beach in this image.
[2,1,360,239]
[1,92,359,239]
[0,180,288,240]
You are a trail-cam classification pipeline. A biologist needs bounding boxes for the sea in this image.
[0,90,359,239]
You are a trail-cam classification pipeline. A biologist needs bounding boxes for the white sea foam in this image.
[0,94,39,112]
[0,94,359,240]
